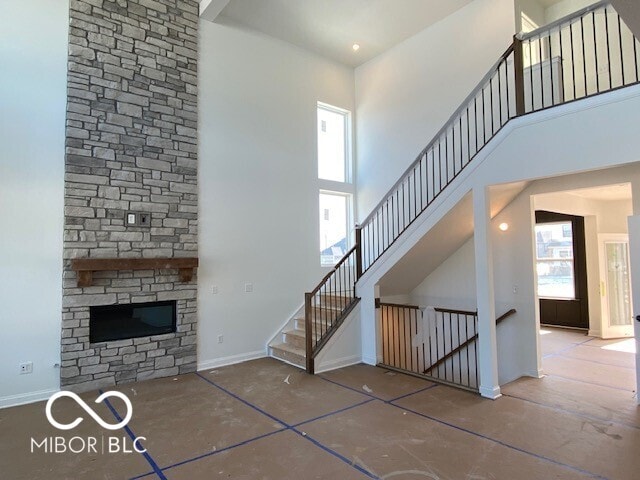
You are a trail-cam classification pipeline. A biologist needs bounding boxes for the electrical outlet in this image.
[212,285,218,294]
[245,283,253,293]
[217,335,223,344]
[19,362,33,375]
[139,213,150,226]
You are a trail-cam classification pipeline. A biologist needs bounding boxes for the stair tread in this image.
[271,342,305,356]
[284,328,317,338]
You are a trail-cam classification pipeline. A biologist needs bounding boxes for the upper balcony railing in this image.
[357,1,639,274]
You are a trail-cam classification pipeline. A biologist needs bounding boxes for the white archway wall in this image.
[408,165,640,386]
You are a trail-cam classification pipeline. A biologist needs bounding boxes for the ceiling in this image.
[564,184,632,202]
[201,0,473,67]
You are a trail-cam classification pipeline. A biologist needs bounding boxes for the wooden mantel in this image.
[71,257,199,287]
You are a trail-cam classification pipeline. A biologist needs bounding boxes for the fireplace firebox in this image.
[90,301,177,343]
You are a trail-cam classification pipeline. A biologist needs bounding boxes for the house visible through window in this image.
[317,103,353,266]
[535,221,576,299]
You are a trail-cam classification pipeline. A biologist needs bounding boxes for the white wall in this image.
[545,0,595,23]
[354,0,515,220]
[516,0,546,31]
[411,239,477,312]
[0,0,68,406]
[198,21,355,369]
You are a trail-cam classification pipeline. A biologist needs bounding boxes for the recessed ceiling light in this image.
[499,222,509,232]
[352,44,360,52]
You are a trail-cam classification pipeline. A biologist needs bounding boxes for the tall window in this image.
[317,103,353,266]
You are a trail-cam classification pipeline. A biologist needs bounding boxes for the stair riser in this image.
[297,308,345,322]
[313,295,353,309]
[283,331,306,350]
[295,318,339,332]
[270,346,305,369]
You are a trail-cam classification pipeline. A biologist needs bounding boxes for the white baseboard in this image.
[479,385,502,400]
[361,354,377,366]
[0,388,58,409]
[588,329,602,338]
[197,350,266,371]
[316,354,362,374]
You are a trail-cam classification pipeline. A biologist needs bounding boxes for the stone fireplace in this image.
[61,0,199,391]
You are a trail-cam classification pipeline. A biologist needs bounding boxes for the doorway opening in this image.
[530,183,636,399]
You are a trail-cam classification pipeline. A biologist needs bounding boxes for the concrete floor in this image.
[1,327,638,479]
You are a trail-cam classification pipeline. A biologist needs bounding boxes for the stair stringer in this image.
[313,301,362,373]
[267,303,306,369]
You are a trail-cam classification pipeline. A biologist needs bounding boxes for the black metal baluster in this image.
[434,312,440,379]
[497,65,503,126]
[528,39,535,109]
[605,8,613,90]
[465,315,470,387]
[403,308,408,370]
[419,154,424,211]
[581,17,588,96]
[481,86,486,144]
[457,315,462,385]
[559,23,565,102]
[394,190,398,241]
[634,29,639,83]
[489,77,495,134]
[466,106,471,164]
[548,32,555,105]
[474,316,479,388]
[538,35,544,108]
[593,12,600,93]
[569,22,577,100]
[505,55,511,118]
[474,96,479,153]
[412,168,417,222]
[414,310,419,372]
[449,313,454,382]
[618,13,625,86]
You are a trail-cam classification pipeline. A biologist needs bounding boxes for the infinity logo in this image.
[45,391,133,431]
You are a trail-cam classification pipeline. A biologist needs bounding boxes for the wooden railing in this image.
[379,304,517,392]
[304,246,360,374]
[305,2,639,373]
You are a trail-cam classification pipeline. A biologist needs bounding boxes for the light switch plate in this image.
[126,212,138,225]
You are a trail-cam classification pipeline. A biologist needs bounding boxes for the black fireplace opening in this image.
[90,301,177,343]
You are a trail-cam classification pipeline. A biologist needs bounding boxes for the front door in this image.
[535,211,589,329]
[600,234,634,339]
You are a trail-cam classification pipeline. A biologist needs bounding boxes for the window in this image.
[535,222,575,299]
[318,105,348,182]
[317,103,353,266]
[319,192,348,266]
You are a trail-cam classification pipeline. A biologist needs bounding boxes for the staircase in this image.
[269,295,350,368]
[268,1,640,375]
